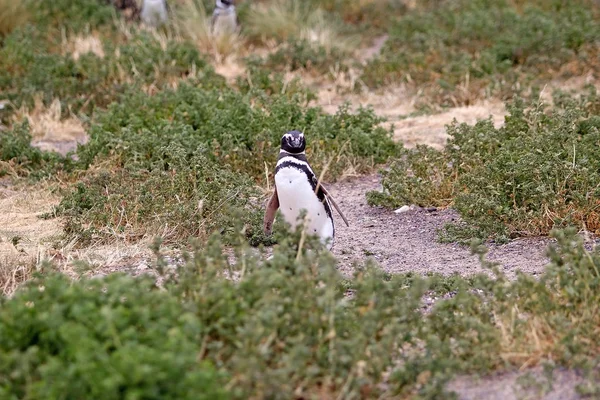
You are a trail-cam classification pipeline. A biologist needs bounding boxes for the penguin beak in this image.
[291,137,302,148]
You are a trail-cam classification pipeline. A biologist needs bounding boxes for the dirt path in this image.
[448,367,586,400]
[328,175,550,277]
[325,175,589,400]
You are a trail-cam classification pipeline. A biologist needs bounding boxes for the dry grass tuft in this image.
[0,0,29,39]
[67,34,106,60]
[246,0,355,53]
[0,254,35,296]
[12,97,86,144]
[174,0,242,62]
[0,185,62,296]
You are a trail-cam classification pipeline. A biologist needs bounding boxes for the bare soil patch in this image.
[0,181,61,294]
[0,182,61,262]
[448,367,586,400]
[390,100,506,149]
[314,84,507,149]
[328,174,550,277]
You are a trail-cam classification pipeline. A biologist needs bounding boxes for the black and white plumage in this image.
[211,0,239,36]
[264,131,349,250]
[140,0,168,27]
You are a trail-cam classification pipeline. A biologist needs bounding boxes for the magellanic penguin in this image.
[264,130,349,250]
[211,0,239,36]
[140,0,168,28]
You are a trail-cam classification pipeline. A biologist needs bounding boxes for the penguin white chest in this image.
[213,11,238,36]
[141,0,168,26]
[275,166,334,248]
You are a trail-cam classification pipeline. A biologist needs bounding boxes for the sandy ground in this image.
[314,79,508,150]
[448,367,587,400]
[328,175,550,278]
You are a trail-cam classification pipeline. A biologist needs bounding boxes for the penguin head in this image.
[280,130,306,154]
[217,0,233,7]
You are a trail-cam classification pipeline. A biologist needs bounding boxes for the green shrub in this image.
[0,122,71,177]
[236,61,317,101]
[118,231,473,398]
[56,146,265,245]
[30,0,116,31]
[0,272,227,399]
[60,82,396,244]
[262,38,348,74]
[0,27,223,117]
[2,228,599,398]
[76,83,397,182]
[369,89,600,242]
[362,0,600,105]
[366,144,454,209]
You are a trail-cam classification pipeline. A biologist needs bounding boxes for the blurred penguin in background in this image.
[107,0,140,21]
[211,0,239,36]
[141,0,168,27]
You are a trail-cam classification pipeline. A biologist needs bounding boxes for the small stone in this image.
[394,205,411,214]
[426,207,438,212]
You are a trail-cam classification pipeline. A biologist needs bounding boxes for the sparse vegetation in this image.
[0,122,71,177]
[55,83,395,245]
[261,38,348,74]
[362,0,600,106]
[0,26,223,118]
[0,254,35,296]
[174,0,242,61]
[369,88,600,242]
[2,0,600,397]
[245,0,355,69]
[2,229,600,398]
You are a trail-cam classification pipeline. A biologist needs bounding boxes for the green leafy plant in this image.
[2,227,600,398]
[30,0,116,31]
[369,89,600,242]
[261,38,348,74]
[0,271,227,399]
[0,27,223,117]
[362,0,600,106]
[56,147,265,246]
[76,83,396,182]
[0,122,71,177]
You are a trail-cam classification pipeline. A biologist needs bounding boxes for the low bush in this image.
[362,0,600,106]
[368,89,600,242]
[0,272,227,399]
[0,122,71,177]
[261,38,348,75]
[31,0,116,30]
[1,228,599,398]
[56,147,265,246]
[76,82,396,183]
[236,61,317,101]
[58,82,396,245]
[0,26,222,118]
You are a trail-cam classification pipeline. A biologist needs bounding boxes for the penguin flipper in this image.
[312,178,350,227]
[210,12,217,34]
[264,187,280,235]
